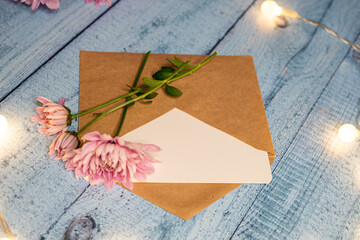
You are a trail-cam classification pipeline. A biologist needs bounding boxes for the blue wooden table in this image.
[0,0,359,239]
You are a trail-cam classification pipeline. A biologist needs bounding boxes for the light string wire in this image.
[0,213,15,239]
[297,15,360,51]
[282,9,360,51]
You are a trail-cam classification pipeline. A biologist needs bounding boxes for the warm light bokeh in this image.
[260,0,283,18]
[338,124,359,143]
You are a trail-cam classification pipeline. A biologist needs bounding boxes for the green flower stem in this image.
[77,61,190,135]
[71,52,217,120]
[116,51,151,137]
[71,87,148,119]
[168,51,217,84]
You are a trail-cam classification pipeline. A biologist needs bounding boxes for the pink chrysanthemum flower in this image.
[85,0,111,7]
[31,96,71,135]
[49,131,79,160]
[14,0,60,10]
[64,131,160,190]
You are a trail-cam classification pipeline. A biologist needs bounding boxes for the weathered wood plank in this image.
[206,1,359,239]
[231,40,360,239]
[0,0,256,239]
[141,0,359,239]
[44,0,360,239]
[0,0,119,102]
[1,0,359,239]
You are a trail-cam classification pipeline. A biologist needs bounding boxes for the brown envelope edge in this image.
[119,182,241,220]
[79,51,275,220]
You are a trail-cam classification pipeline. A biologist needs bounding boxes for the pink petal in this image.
[35,107,45,114]
[95,143,106,157]
[134,172,146,182]
[121,172,133,190]
[88,177,102,185]
[105,143,115,154]
[54,153,63,160]
[49,119,67,125]
[82,152,94,166]
[48,147,56,157]
[37,96,52,104]
[46,125,66,135]
[82,131,101,142]
[44,105,64,112]
[141,144,161,153]
[103,180,115,190]
[90,159,96,173]
[100,133,113,141]
[31,115,41,122]
[75,167,83,178]
[80,141,98,156]
[45,0,60,9]
[38,128,48,134]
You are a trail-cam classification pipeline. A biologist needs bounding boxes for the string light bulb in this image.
[0,115,8,135]
[338,124,359,143]
[259,0,360,51]
[260,0,283,18]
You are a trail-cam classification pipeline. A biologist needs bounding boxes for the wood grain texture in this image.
[132,0,359,239]
[45,0,360,239]
[232,38,360,239]
[210,0,360,238]
[0,0,256,239]
[0,0,119,102]
[0,0,359,239]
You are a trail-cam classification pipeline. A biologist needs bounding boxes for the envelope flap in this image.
[128,183,241,220]
[79,51,275,164]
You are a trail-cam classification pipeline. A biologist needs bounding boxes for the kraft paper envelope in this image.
[79,51,275,220]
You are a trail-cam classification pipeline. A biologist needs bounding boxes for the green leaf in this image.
[165,84,183,97]
[141,99,153,104]
[144,92,158,99]
[143,77,162,87]
[161,67,175,71]
[135,92,158,99]
[167,56,194,69]
[153,67,175,80]
[126,84,137,91]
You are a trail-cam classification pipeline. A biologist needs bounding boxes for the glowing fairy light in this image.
[259,0,360,51]
[260,0,283,18]
[338,124,359,143]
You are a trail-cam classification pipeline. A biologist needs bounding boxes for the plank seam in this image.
[0,0,122,104]
[207,0,257,55]
[40,184,91,239]
[228,32,359,239]
[263,0,334,108]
